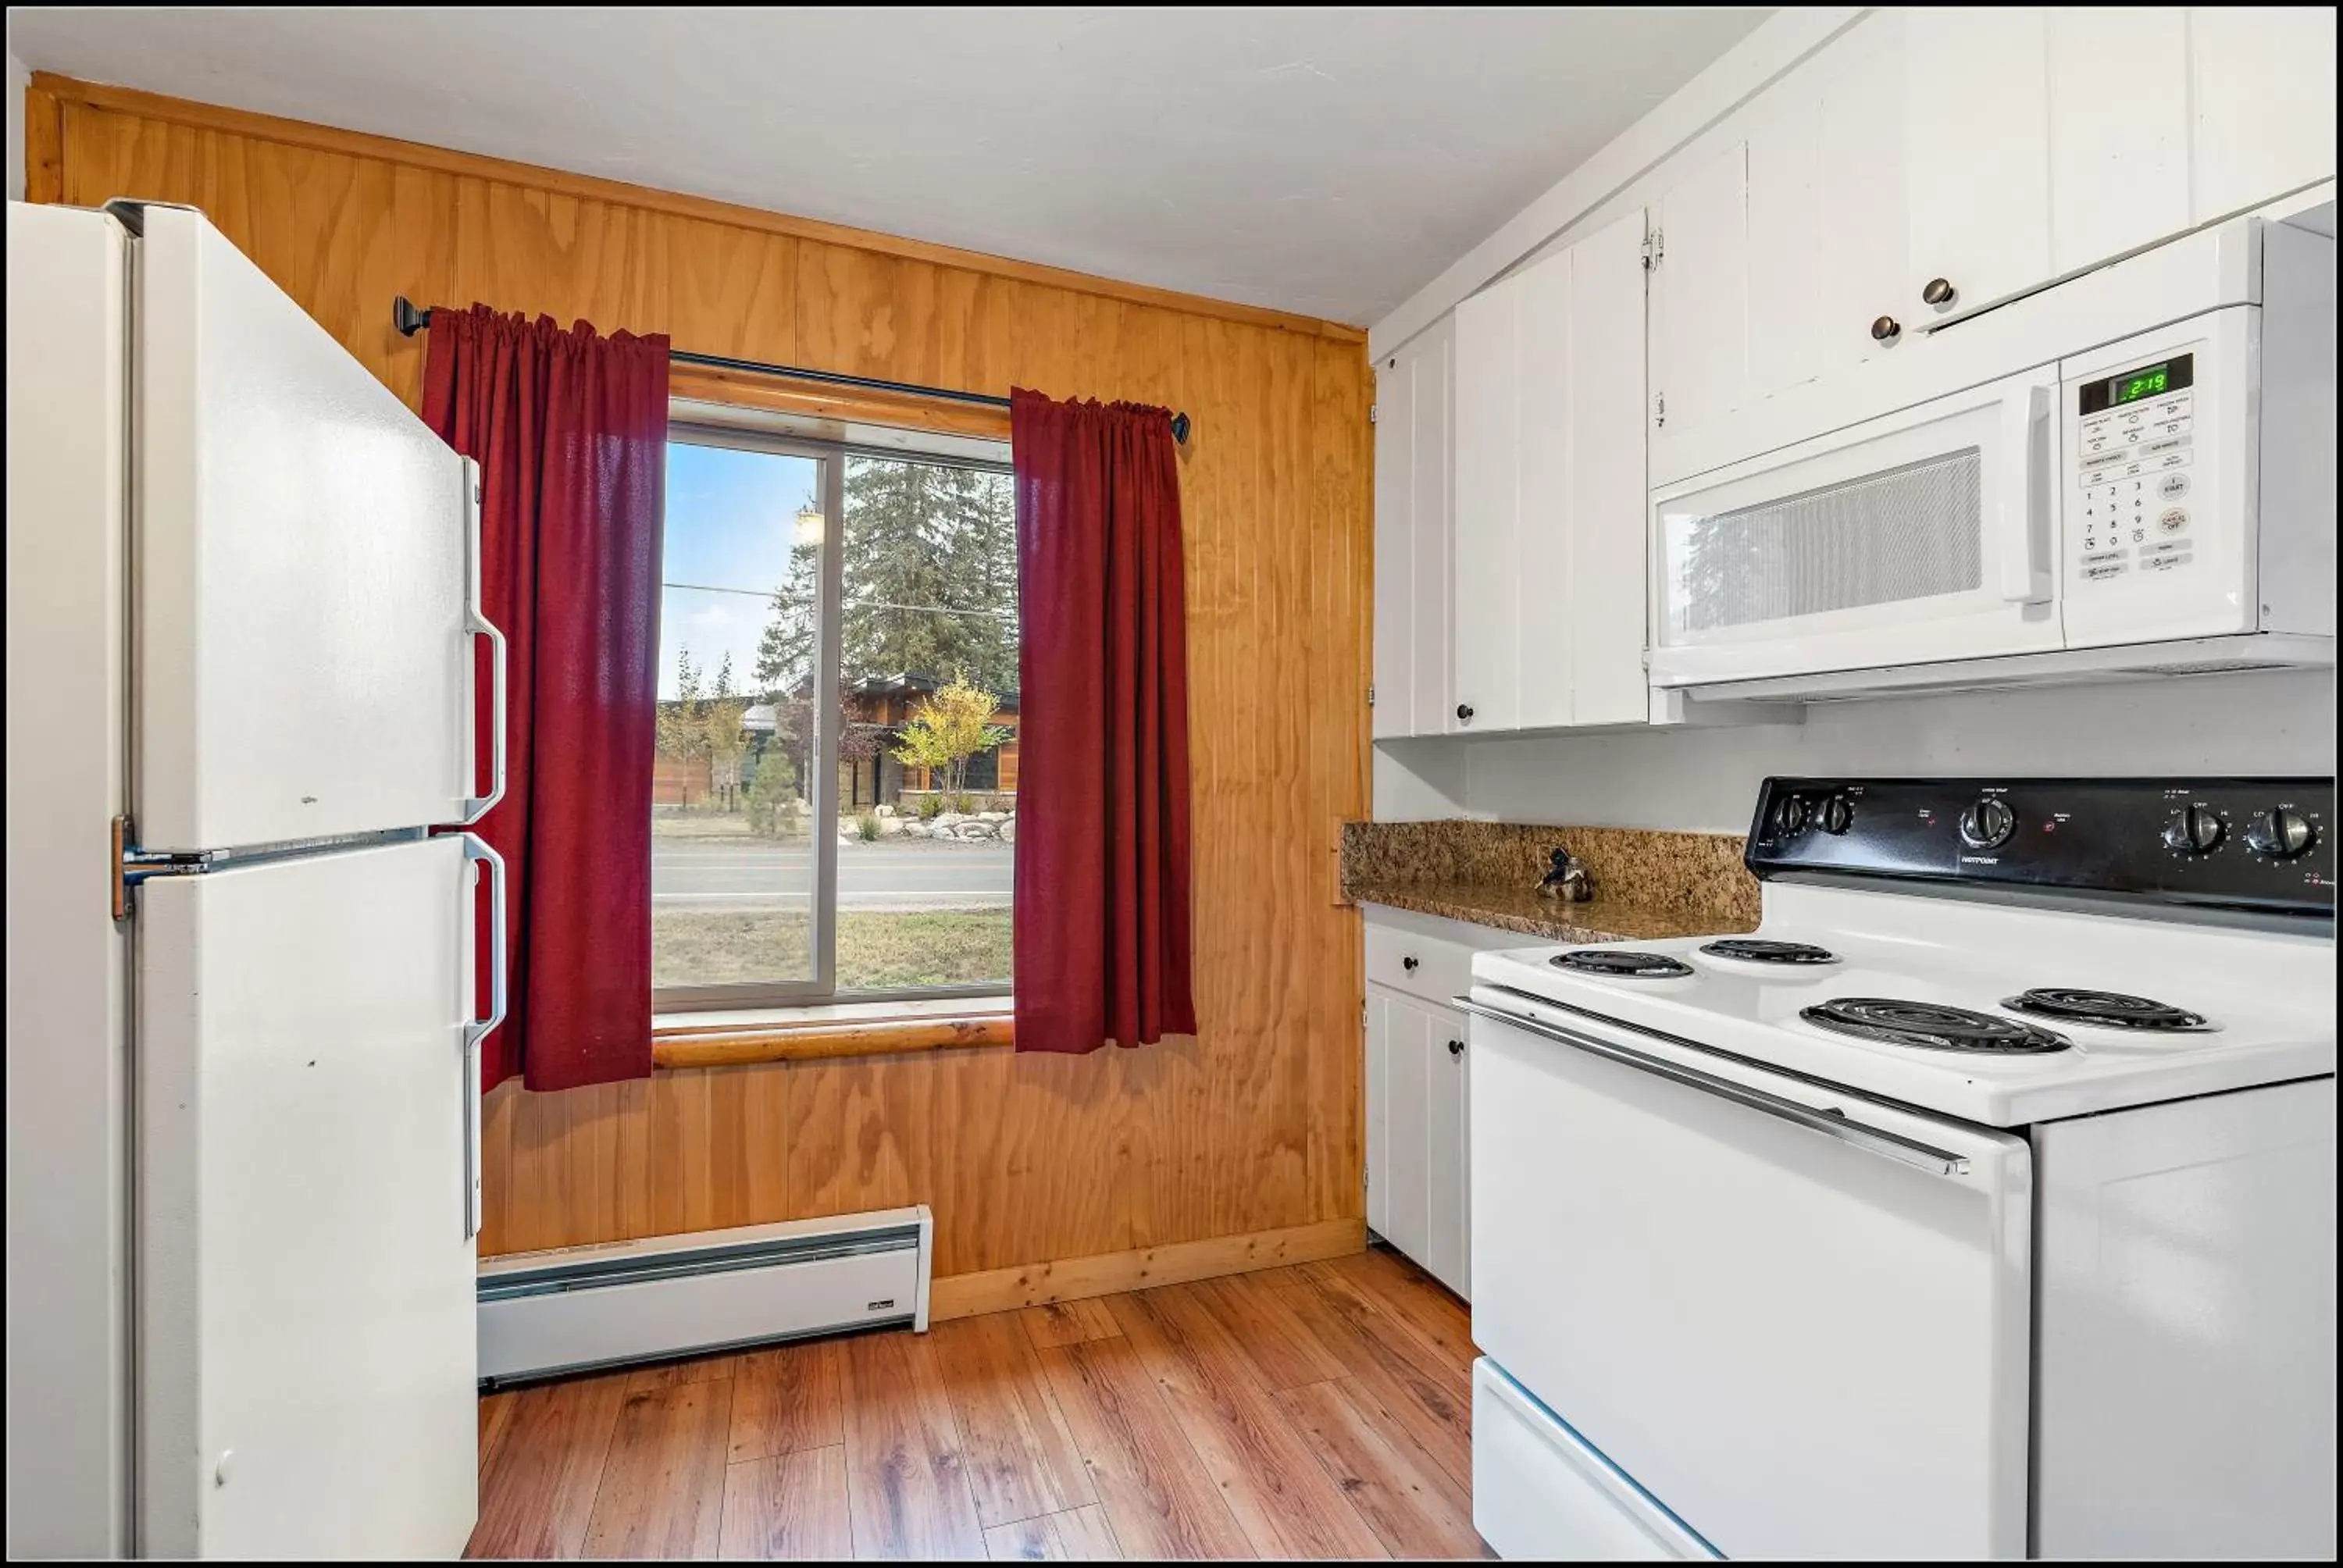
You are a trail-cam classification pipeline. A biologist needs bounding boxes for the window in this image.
[652,423,1018,1008]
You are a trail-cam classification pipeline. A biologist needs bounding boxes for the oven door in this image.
[1648,366,2063,687]
[1461,988,2032,1559]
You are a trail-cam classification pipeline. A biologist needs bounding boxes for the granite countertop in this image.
[1340,820,1760,945]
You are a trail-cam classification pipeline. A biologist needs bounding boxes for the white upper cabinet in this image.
[1372,317,1453,739]
[1390,5,2338,719]
[1453,210,1652,736]
[1564,211,1654,727]
[1453,273,1524,732]
[1904,9,2054,328]
[1646,4,2334,486]
[1650,144,1749,448]
[2189,6,2338,223]
[2048,8,2191,273]
[1814,12,1913,376]
[1510,244,1575,732]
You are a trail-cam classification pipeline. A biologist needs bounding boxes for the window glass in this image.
[831,454,1018,992]
[652,440,822,991]
[652,436,1018,1005]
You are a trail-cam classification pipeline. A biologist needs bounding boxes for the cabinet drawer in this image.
[1365,921,1489,1006]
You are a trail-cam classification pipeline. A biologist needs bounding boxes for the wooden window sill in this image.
[651,1007,1013,1067]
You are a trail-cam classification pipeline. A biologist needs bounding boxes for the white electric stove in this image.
[1462,776,2336,1563]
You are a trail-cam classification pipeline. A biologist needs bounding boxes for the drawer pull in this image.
[1402,955,1421,973]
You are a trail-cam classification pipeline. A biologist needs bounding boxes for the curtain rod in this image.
[393,296,1191,445]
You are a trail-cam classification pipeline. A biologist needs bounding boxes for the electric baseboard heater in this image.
[476,1206,933,1384]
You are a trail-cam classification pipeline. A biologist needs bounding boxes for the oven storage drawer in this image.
[1474,1358,1716,1560]
[1463,989,2033,1558]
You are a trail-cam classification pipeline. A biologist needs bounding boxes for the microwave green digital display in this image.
[2078,351,2195,415]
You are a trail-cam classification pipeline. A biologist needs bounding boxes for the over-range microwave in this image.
[1647,212,2334,700]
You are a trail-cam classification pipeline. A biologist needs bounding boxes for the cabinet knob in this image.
[1921,276,1958,308]
[1402,955,1420,972]
[1455,703,1475,723]
[1870,315,1902,344]
[1447,1039,1464,1058]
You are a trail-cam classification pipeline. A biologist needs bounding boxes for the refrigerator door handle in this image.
[458,832,508,1239]
[459,459,508,825]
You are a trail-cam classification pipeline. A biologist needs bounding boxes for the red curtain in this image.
[1008,390,1196,1054]
[422,307,670,1092]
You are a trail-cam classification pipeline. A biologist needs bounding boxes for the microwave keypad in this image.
[2074,381,2195,586]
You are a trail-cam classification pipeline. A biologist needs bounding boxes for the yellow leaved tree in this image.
[890,675,1011,796]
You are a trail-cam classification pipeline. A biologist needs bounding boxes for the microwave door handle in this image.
[1999,382,2052,604]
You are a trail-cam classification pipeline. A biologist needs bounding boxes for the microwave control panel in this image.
[2071,351,2196,587]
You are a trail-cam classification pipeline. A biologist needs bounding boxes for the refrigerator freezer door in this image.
[6,200,134,1558]
[134,205,474,851]
[137,836,478,1558]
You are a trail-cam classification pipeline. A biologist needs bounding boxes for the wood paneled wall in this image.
[36,77,1372,1278]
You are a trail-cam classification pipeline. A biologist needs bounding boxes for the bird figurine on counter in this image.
[1536,845,1593,903]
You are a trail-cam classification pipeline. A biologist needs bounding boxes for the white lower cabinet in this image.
[1364,908,1506,1299]
[1365,986,1469,1297]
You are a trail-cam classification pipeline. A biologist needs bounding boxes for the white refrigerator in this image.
[5,199,505,1557]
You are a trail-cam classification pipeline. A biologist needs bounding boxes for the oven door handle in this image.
[1453,998,1973,1178]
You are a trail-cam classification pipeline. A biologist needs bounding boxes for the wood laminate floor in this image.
[468,1245,1490,1560]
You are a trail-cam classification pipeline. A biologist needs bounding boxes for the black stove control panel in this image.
[1746,777,2336,917]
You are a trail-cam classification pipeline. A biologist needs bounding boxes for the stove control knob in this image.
[1818,794,1855,835]
[1774,794,1811,836]
[1958,797,2016,850]
[2242,807,2315,860]
[2161,804,2225,855]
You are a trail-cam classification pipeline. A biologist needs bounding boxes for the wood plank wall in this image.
[34,77,1372,1278]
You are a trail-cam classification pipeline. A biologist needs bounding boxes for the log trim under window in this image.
[651,1011,1013,1067]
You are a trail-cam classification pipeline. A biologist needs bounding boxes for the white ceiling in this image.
[7,7,1767,326]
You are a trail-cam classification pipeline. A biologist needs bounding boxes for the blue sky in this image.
[658,440,818,699]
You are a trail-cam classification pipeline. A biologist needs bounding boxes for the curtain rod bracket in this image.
[390,295,1192,443]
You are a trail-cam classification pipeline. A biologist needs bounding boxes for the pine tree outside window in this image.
[651,422,1018,1009]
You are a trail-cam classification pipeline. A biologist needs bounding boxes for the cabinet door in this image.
[1649,142,1749,458]
[1452,279,1520,733]
[2190,7,2339,223]
[1815,9,1912,375]
[1742,76,1824,408]
[1364,992,1392,1238]
[1407,322,1454,739]
[1567,208,1653,728]
[2048,9,2190,273]
[1371,322,1456,740]
[1513,249,1576,732]
[1374,992,1432,1264]
[1905,9,2052,325]
[1372,348,1418,740]
[1423,1010,1471,1300]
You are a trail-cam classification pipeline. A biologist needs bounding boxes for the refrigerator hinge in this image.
[112,816,217,921]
